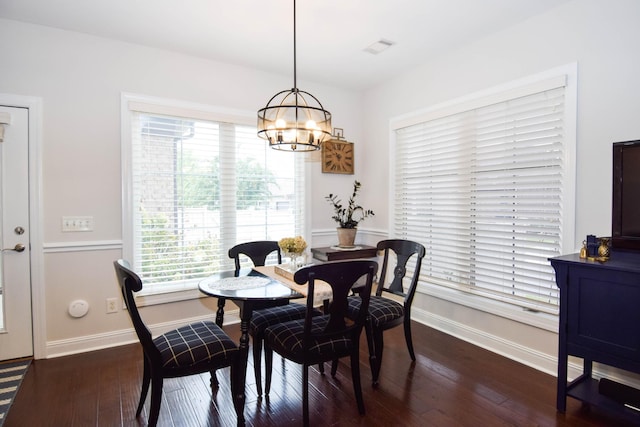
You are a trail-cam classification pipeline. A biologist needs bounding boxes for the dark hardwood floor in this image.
[6,321,637,426]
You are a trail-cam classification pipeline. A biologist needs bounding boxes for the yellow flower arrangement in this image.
[278,236,307,255]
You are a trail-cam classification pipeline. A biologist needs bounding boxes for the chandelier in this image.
[257,0,332,151]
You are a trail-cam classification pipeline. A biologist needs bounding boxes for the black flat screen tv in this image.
[612,140,640,251]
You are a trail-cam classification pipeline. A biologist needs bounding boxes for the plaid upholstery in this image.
[265,316,353,362]
[347,295,404,327]
[153,321,238,369]
[250,304,308,335]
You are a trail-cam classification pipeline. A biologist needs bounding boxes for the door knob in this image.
[3,243,26,252]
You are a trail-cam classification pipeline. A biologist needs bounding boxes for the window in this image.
[391,67,576,316]
[122,95,306,299]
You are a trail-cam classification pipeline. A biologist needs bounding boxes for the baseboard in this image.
[45,309,241,358]
[47,304,555,371]
[411,306,560,377]
[45,303,640,393]
[412,306,640,390]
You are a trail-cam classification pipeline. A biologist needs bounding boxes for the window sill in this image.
[134,287,206,307]
[417,282,559,333]
[133,271,239,307]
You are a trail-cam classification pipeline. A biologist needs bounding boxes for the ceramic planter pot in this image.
[336,227,357,248]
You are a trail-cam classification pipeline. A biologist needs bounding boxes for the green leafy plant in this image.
[325,180,375,229]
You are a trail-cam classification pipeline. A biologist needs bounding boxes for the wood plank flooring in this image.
[5,321,637,426]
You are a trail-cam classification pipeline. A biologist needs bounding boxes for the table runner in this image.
[253,265,332,306]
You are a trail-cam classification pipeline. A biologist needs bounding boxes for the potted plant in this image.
[325,180,374,247]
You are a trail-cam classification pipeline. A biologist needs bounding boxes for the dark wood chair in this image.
[347,239,426,385]
[113,259,244,426]
[264,260,378,426]
[230,240,283,276]
[217,240,282,325]
[224,240,313,396]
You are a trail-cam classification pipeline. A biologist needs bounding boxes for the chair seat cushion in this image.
[265,316,352,363]
[250,304,310,335]
[347,295,404,327]
[154,320,238,369]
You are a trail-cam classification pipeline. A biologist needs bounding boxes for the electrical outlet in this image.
[106,298,118,314]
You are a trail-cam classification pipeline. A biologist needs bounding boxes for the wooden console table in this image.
[550,251,640,423]
[311,245,377,262]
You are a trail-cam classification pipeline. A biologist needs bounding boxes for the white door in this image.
[0,105,33,360]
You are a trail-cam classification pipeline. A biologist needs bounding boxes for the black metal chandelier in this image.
[257,0,332,151]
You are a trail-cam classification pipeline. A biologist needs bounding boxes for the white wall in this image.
[362,0,640,379]
[0,18,363,356]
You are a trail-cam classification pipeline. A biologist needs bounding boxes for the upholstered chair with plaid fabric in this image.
[113,259,243,427]
[264,260,378,426]
[225,240,317,396]
[346,239,426,386]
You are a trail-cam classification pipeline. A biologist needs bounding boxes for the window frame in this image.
[120,93,310,306]
[389,64,577,331]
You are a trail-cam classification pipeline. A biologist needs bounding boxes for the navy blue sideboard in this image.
[550,251,640,422]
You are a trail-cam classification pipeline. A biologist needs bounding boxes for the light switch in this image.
[62,216,94,232]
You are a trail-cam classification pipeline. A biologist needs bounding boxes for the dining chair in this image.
[113,259,243,427]
[217,241,282,325]
[346,239,426,385]
[263,260,378,426]
[229,240,283,276]
[226,240,313,396]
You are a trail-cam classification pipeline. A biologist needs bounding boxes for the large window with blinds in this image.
[391,69,576,316]
[121,95,306,298]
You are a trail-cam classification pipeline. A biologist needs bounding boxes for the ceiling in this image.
[0,0,571,91]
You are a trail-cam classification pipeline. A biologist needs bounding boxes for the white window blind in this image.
[393,77,568,314]
[125,101,305,295]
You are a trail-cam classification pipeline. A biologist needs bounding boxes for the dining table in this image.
[198,266,332,413]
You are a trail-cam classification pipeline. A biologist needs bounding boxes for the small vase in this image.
[336,227,357,248]
[598,238,610,258]
[283,251,304,270]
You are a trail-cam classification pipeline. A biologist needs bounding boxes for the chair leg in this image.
[215,298,226,327]
[302,365,310,427]
[350,347,365,415]
[363,319,378,385]
[403,315,416,361]
[230,359,246,425]
[252,333,264,396]
[136,357,151,417]
[148,374,164,427]
[264,342,273,395]
[210,369,219,389]
[330,359,339,377]
[370,327,384,386]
